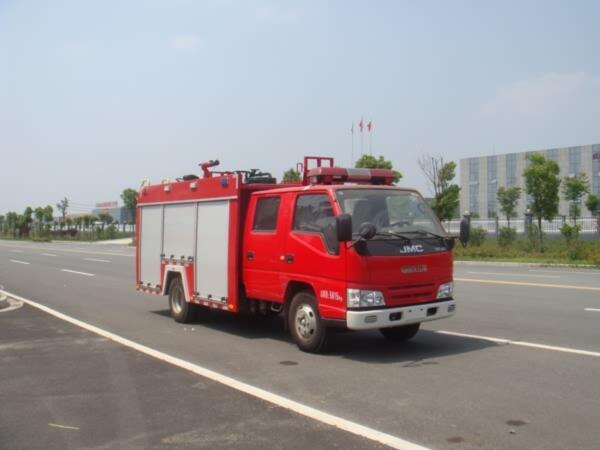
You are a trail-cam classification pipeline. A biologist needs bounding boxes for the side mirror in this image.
[358,222,377,240]
[336,214,353,242]
[459,219,470,247]
[445,236,456,251]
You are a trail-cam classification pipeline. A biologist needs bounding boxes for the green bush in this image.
[521,224,542,252]
[468,227,487,247]
[560,223,582,260]
[497,226,517,247]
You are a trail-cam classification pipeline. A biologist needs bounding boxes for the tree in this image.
[56,197,69,225]
[97,212,114,226]
[43,205,54,226]
[418,155,460,221]
[523,153,561,251]
[355,154,402,183]
[5,212,18,236]
[586,194,599,215]
[562,173,590,223]
[121,188,138,224]
[34,207,45,233]
[282,168,301,182]
[496,186,522,228]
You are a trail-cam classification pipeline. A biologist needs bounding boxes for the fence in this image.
[443,216,600,235]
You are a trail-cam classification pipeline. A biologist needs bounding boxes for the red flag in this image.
[367,121,372,132]
[358,118,363,132]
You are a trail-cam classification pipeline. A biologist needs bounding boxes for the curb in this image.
[454,260,599,269]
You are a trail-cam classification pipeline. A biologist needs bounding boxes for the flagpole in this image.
[360,116,364,155]
[351,123,354,166]
[369,128,372,155]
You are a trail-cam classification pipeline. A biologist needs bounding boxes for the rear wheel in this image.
[379,323,420,342]
[288,291,328,353]
[169,277,195,323]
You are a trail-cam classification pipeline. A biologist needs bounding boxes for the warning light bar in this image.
[305,167,395,185]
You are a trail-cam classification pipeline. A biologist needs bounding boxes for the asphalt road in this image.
[1,240,600,450]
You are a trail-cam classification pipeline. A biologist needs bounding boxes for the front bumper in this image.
[346,299,456,330]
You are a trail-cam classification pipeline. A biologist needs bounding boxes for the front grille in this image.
[388,283,436,303]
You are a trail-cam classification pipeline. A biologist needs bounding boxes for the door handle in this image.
[246,251,255,261]
[282,253,294,264]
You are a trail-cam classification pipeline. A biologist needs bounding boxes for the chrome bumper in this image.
[346,300,456,330]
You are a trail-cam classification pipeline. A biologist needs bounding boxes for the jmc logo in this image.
[399,244,424,254]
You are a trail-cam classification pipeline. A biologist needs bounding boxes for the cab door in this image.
[242,193,288,301]
[282,192,347,318]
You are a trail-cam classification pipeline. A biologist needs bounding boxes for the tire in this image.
[288,291,328,353]
[379,323,420,342]
[169,277,195,323]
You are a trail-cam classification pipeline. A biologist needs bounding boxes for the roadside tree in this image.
[417,155,460,221]
[562,173,590,223]
[121,188,138,225]
[282,168,301,182]
[523,153,560,252]
[56,197,69,227]
[496,186,521,228]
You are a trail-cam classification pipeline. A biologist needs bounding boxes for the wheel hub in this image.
[295,304,316,340]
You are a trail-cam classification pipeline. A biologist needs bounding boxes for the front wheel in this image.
[288,291,328,353]
[379,323,420,342]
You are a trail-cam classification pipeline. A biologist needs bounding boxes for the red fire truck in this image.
[136,156,456,352]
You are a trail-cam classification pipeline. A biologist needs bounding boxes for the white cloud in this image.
[169,34,203,52]
[481,72,600,119]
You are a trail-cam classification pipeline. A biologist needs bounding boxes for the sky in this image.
[1,0,600,215]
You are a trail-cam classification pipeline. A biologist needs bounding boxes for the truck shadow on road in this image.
[150,308,497,364]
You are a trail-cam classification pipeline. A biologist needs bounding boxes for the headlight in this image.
[436,282,454,299]
[347,289,386,308]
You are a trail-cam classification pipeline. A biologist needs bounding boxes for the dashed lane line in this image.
[83,258,111,263]
[465,271,560,279]
[9,259,30,265]
[41,253,57,257]
[455,277,600,292]
[0,288,429,450]
[10,249,24,253]
[437,330,600,358]
[584,308,600,313]
[0,243,133,258]
[61,269,95,277]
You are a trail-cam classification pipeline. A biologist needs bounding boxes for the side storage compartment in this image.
[138,205,163,288]
[195,200,230,303]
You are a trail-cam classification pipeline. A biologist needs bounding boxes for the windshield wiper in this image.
[374,230,411,241]
[408,229,446,240]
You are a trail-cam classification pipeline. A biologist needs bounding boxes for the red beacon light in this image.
[306,166,395,185]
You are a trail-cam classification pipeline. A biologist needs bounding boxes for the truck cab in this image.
[242,168,456,352]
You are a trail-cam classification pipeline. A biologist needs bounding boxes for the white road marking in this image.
[83,258,111,263]
[48,423,80,430]
[584,308,600,313]
[10,249,24,253]
[466,271,560,279]
[0,243,133,258]
[0,289,429,450]
[529,269,600,276]
[437,330,600,358]
[455,277,600,292]
[61,269,95,277]
[9,259,30,265]
[41,253,57,257]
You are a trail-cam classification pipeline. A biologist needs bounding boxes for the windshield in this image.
[335,189,445,236]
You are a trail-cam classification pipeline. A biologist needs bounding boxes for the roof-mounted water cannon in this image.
[199,159,220,178]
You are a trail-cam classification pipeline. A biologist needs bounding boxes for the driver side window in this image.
[293,194,338,254]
